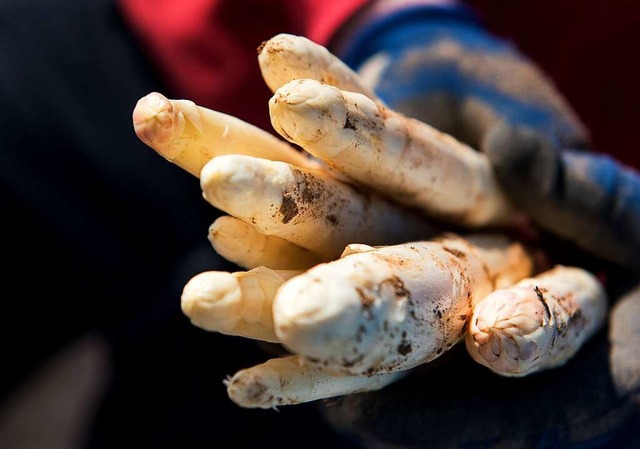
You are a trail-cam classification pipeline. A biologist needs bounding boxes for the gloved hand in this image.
[333,0,640,272]
[133,3,640,447]
[310,1,640,447]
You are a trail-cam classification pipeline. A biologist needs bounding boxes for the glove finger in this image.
[484,122,640,272]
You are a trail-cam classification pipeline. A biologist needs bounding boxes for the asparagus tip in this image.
[132,91,175,148]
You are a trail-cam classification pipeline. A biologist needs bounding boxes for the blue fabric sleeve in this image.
[337,4,482,69]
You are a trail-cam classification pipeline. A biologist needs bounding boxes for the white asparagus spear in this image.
[272,234,533,376]
[269,79,515,227]
[200,154,437,260]
[225,355,405,409]
[208,216,324,270]
[132,91,316,177]
[466,265,607,377]
[258,33,378,100]
[181,267,301,342]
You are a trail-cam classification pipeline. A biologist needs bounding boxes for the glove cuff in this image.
[330,0,480,69]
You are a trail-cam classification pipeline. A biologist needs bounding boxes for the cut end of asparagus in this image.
[208,216,325,270]
[208,217,252,261]
[273,271,366,359]
[226,365,285,409]
[133,92,179,151]
[258,33,377,99]
[258,33,317,93]
[226,355,404,409]
[467,286,552,376]
[181,271,243,331]
[200,154,288,221]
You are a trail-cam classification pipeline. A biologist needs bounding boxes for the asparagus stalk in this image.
[269,79,515,227]
[226,355,405,409]
[272,234,533,375]
[181,266,302,342]
[132,91,317,177]
[200,154,437,259]
[209,215,324,270]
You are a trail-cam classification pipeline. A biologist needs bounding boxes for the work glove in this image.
[132,2,640,447]
[335,0,639,271]
[312,1,640,447]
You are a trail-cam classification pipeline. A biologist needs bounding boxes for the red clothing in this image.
[467,0,640,169]
[118,0,640,169]
[118,0,367,130]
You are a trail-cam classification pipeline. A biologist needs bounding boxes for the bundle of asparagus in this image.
[132,33,608,409]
